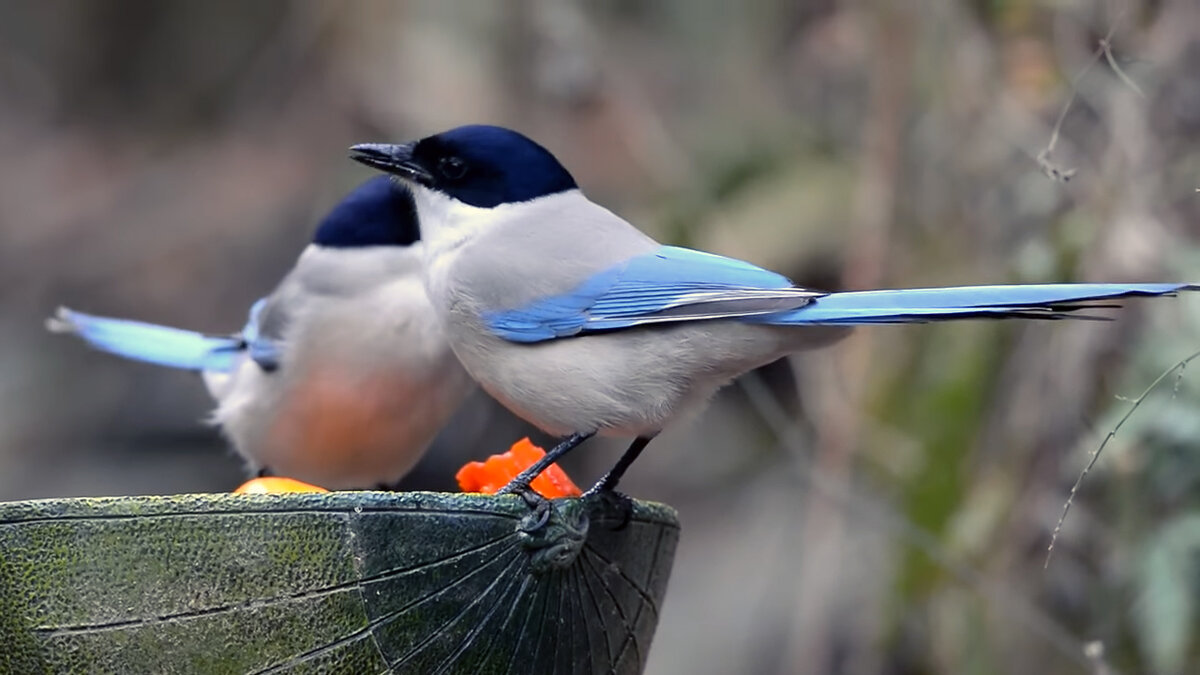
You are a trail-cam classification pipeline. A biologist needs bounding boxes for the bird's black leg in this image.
[497,431,595,496]
[584,436,653,495]
[498,432,595,536]
[581,436,654,531]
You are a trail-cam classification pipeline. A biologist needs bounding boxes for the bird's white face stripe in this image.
[410,186,500,259]
[410,185,591,272]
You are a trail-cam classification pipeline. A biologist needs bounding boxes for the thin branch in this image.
[1099,38,1146,99]
[1036,48,1100,182]
[1037,9,1136,182]
[1045,348,1200,568]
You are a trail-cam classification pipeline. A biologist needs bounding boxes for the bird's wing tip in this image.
[45,306,79,334]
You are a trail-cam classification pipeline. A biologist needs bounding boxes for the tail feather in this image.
[48,307,242,372]
[766,283,1196,325]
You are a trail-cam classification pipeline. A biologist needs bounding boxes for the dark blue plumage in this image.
[407,125,577,208]
[312,176,420,248]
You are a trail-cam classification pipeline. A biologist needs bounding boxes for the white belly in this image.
[451,321,795,437]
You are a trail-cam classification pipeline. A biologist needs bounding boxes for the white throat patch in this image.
[410,186,583,264]
[410,187,494,260]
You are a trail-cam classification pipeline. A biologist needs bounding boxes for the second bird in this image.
[50,177,474,489]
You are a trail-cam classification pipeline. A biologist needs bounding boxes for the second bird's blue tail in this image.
[48,307,242,372]
[762,283,1196,325]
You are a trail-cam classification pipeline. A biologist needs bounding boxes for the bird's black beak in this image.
[349,142,433,185]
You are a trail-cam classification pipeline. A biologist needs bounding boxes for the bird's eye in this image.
[438,156,467,180]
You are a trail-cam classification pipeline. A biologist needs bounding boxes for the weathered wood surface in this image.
[0,491,678,674]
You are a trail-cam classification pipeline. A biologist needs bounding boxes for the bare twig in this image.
[1100,37,1146,99]
[1036,43,1100,182]
[1037,10,1141,182]
[1171,356,1188,399]
[1045,348,1200,568]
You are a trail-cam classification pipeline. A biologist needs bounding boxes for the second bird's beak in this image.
[349,143,433,185]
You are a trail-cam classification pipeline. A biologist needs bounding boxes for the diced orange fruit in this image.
[234,477,330,494]
[457,437,582,498]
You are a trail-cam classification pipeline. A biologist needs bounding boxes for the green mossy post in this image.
[0,491,679,674]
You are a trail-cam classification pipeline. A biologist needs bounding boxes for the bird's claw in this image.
[508,489,589,573]
[581,484,634,531]
[503,482,554,533]
[521,497,554,534]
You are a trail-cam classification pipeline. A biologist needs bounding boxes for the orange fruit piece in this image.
[456,437,582,498]
[233,477,330,494]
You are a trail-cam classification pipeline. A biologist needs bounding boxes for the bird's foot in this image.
[581,483,634,531]
[510,487,588,573]
[508,483,554,533]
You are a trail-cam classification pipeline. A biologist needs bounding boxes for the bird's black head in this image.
[348,125,577,208]
[311,176,421,248]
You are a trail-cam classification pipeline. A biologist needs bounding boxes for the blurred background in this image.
[2,0,1200,673]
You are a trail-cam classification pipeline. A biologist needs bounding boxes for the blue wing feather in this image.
[485,246,820,342]
[48,308,243,372]
[48,297,289,373]
[241,298,282,371]
[483,245,1195,343]
[764,283,1196,324]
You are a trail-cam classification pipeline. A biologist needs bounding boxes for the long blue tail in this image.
[763,283,1196,325]
[48,307,242,372]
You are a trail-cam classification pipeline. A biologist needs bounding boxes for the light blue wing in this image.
[760,283,1197,324]
[48,307,243,372]
[483,246,1196,343]
[241,297,282,371]
[484,246,824,342]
